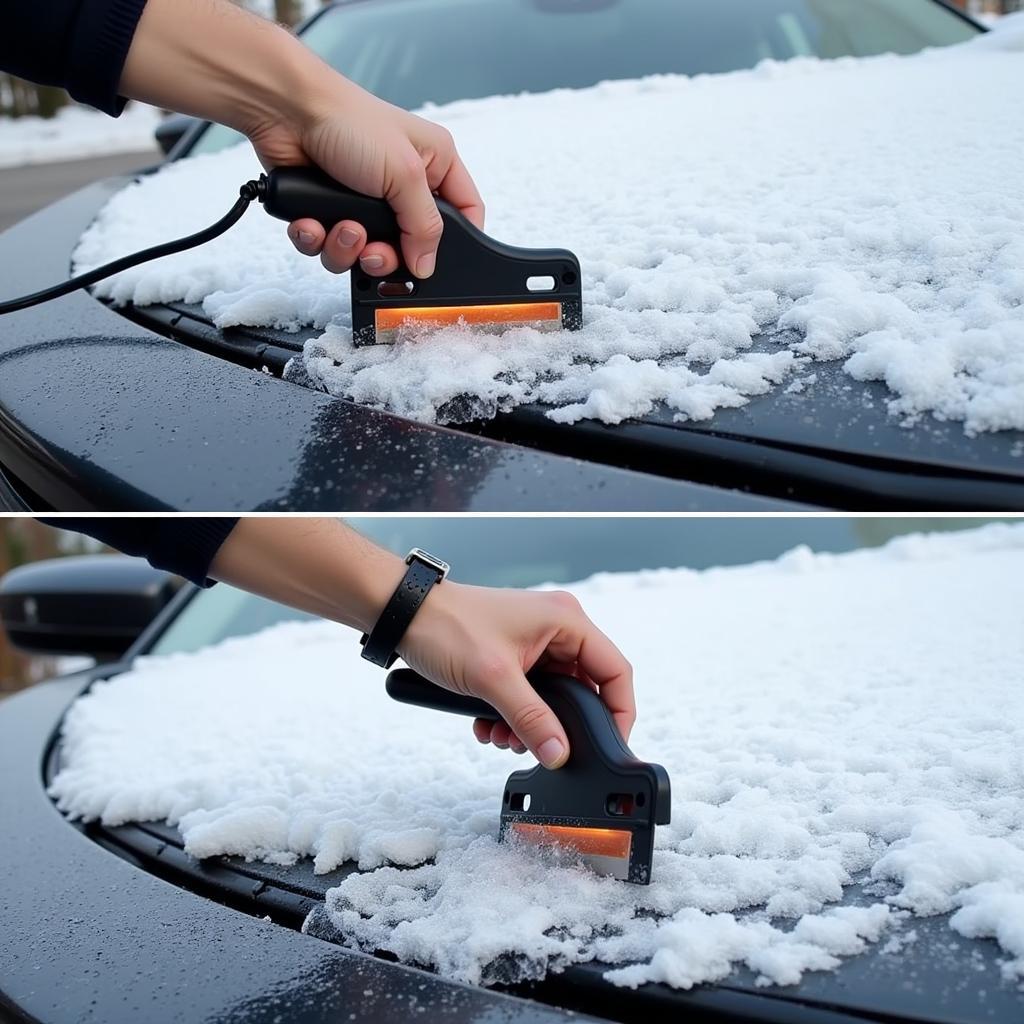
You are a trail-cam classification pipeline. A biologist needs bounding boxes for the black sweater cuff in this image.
[68,0,150,115]
[37,518,240,588]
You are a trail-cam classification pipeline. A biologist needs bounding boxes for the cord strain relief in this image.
[240,176,267,203]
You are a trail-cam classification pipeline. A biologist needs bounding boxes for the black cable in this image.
[0,178,265,316]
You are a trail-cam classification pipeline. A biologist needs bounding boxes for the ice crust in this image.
[49,525,1024,989]
[72,26,1024,432]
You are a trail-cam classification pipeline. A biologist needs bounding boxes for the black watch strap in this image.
[360,553,447,668]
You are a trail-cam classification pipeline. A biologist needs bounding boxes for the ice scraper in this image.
[1,168,584,347]
[260,167,583,345]
[385,667,671,884]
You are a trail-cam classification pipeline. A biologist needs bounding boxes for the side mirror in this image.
[154,112,200,156]
[0,555,180,661]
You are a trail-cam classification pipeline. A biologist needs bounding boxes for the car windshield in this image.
[190,0,976,156]
[149,516,998,656]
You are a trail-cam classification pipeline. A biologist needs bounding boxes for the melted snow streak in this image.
[50,526,1024,989]
[73,28,1024,431]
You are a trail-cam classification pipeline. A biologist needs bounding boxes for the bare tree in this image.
[0,74,70,119]
[275,0,304,27]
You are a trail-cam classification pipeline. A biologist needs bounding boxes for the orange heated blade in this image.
[510,822,632,880]
[375,302,562,341]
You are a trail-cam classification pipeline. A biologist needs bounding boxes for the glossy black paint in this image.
[0,180,791,512]
[484,398,1024,511]
[0,673,592,1024]
[109,812,1024,1024]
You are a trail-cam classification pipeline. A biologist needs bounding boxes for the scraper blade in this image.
[385,669,671,883]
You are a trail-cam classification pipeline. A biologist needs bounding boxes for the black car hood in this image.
[131,296,1024,509]
[26,670,1024,1024]
[0,176,791,512]
[123,298,1024,511]
[4,172,1021,510]
[116,191,1024,510]
[0,673,591,1024]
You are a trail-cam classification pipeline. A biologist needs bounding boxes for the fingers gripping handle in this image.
[385,668,637,767]
[262,166,405,245]
[386,669,672,828]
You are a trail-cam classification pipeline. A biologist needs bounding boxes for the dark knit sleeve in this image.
[1,0,150,116]
[37,519,240,588]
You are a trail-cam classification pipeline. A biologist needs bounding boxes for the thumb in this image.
[486,671,570,770]
[386,154,444,279]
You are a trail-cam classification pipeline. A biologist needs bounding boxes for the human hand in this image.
[120,0,483,282]
[397,583,635,769]
[246,74,485,280]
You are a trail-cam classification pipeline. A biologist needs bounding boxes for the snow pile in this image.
[0,103,159,170]
[49,524,1024,989]
[73,28,1024,433]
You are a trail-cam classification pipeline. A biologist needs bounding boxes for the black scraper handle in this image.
[261,166,465,248]
[385,671,498,721]
[386,668,636,766]
[387,668,671,826]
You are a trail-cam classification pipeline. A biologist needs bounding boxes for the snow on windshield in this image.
[73,25,1024,432]
[49,525,1024,989]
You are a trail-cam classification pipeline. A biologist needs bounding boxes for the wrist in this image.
[234,32,337,134]
[347,548,407,635]
[209,518,407,637]
[360,550,452,668]
[120,0,342,140]
[400,579,460,648]
[211,23,313,137]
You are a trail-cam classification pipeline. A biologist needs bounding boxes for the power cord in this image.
[0,178,265,316]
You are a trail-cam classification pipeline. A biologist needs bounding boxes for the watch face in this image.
[406,548,450,579]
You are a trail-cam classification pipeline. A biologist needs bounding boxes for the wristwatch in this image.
[359,548,450,668]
